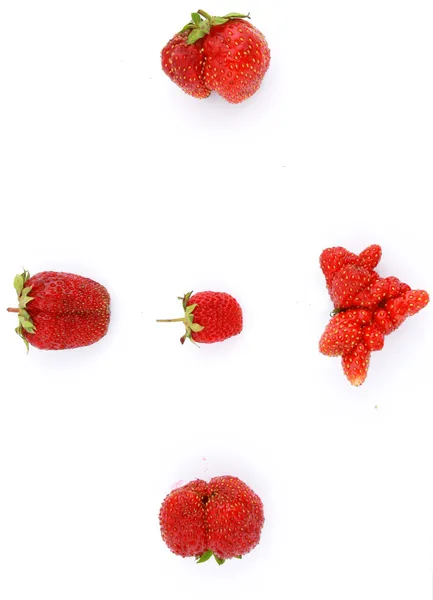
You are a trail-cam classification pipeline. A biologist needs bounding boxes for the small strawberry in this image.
[161,10,270,104]
[319,246,358,290]
[319,308,373,357]
[373,308,395,335]
[159,475,264,564]
[362,324,385,352]
[342,342,371,387]
[330,265,376,309]
[8,270,110,351]
[356,244,382,270]
[157,291,242,344]
[352,277,389,308]
[384,289,429,331]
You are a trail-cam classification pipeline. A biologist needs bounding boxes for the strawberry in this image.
[384,289,429,331]
[330,265,376,309]
[342,343,371,387]
[161,10,270,104]
[372,308,395,335]
[320,245,429,385]
[352,277,389,308]
[319,246,358,290]
[362,324,385,351]
[157,291,242,344]
[356,244,382,270]
[8,270,110,351]
[319,308,372,357]
[159,475,264,564]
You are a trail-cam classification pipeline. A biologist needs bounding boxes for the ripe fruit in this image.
[159,475,264,564]
[161,10,270,104]
[342,343,371,387]
[319,245,429,385]
[157,291,243,344]
[8,270,110,351]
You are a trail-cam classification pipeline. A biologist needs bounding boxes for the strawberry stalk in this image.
[180,10,251,44]
[156,291,204,344]
[8,269,36,352]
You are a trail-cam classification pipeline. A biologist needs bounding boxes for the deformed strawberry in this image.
[342,343,371,387]
[319,246,358,291]
[330,265,376,309]
[161,10,270,104]
[384,289,429,332]
[356,244,382,270]
[159,475,264,564]
[7,270,110,351]
[157,291,242,344]
[319,308,372,357]
[362,324,385,352]
[319,245,429,385]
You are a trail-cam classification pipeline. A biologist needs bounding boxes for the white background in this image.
[0,1,432,598]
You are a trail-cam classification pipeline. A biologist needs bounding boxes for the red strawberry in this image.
[320,245,429,385]
[159,475,264,564]
[330,265,376,309]
[157,291,243,344]
[356,244,382,270]
[342,342,371,387]
[352,277,389,308]
[161,10,270,104]
[319,308,372,357]
[373,308,395,335]
[319,246,358,290]
[362,324,385,351]
[8,270,110,351]
[384,289,429,331]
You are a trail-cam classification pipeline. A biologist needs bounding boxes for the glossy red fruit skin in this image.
[202,20,270,104]
[342,342,371,387]
[320,244,429,385]
[319,246,358,291]
[159,480,208,558]
[162,19,270,104]
[23,272,110,350]
[330,265,376,309]
[161,35,210,99]
[159,476,264,561]
[319,309,373,357]
[188,292,243,343]
[206,476,264,560]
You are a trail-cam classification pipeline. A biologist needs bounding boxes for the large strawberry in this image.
[8,270,110,351]
[161,10,270,104]
[159,475,264,564]
[319,245,429,385]
[157,291,243,344]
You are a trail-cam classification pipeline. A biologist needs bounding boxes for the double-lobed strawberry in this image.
[8,270,110,351]
[159,475,264,565]
[157,291,243,344]
[161,10,270,104]
[319,245,429,386]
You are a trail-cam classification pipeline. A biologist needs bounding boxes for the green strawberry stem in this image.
[197,9,212,20]
[156,318,186,323]
[10,269,36,351]
[156,292,205,344]
[181,10,251,44]
[196,550,226,565]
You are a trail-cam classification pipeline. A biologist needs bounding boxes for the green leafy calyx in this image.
[156,291,205,345]
[179,9,251,44]
[10,269,36,352]
[195,550,226,565]
[178,291,204,344]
